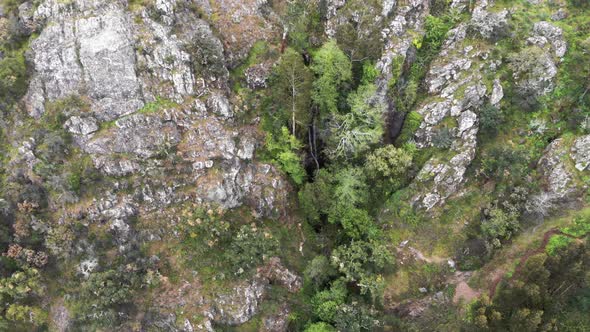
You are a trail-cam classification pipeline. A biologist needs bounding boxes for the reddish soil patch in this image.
[453,281,480,304]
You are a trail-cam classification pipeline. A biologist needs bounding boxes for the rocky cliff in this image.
[0,0,589,331]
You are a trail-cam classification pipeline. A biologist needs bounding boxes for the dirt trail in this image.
[453,281,480,304]
[487,228,580,298]
[396,243,480,304]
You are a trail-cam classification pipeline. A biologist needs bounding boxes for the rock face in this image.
[49,300,71,332]
[207,258,301,326]
[537,139,577,202]
[407,0,564,210]
[375,0,430,106]
[262,304,290,332]
[26,0,144,120]
[530,21,567,58]
[207,278,268,326]
[22,0,288,218]
[409,2,492,209]
[527,137,588,215]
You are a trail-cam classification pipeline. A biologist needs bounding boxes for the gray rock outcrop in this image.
[571,135,590,171]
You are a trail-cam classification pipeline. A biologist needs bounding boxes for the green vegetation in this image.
[0,267,46,329]
[392,11,460,145]
[178,205,280,277]
[561,215,590,237]
[1,0,590,330]
[264,126,307,185]
[137,96,178,114]
[325,83,384,160]
[545,235,573,256]
[311,40,352,116]
[469,240,589,331]
[269,48,313,137]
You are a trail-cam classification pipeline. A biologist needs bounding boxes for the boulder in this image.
[207,278,268,325]
[571,135,590,171]
[262,305,290,332]
[469,7,510,40]
[490,78,504,106]
[207,258,301,326]
[257,257,302,293]
[551,8,568,21]
[530,21,567,58]
[529,138,580,213]
[245,63,271,89]
[17,1,37,35]
[64,116,99,136]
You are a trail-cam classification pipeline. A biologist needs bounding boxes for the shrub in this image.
[388,189,423,226]
[365,145,413,192]
[179,206,232,257]
[431,127,454,149]
[5,304,47,326]
[481,207,520,245]
[480,104,503,136]
[305,322,336,332]
[334,303,379,332]
[568,0,590,7]
[396,111,423,144]
[311,279,347,322]
[480,146,528,183]
[337,206,379,240]
[73,268,142,327]
[561,215,590,237]
[265,126,307,185]
[546,235,573,256]
[225,224,279,274]
[330,240,394,299]
[0,49,27,103]
[333,0,384,63]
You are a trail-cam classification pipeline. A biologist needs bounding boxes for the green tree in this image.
[304,255,337,289]
[311,279,348,323]
[338,207,379,240]
[479,104,503,137]
[73,268,142,328]
[325,84,384,160]
[331,241,394,300]
[304,322,337,332]
[311,40,352,116]
[283,1,324,52]
[481,207,520,246]
[298,169,334,224]
[265,126,307,185]
[365,145,413,193]
[0,267,44,302]
[331,167,369,210]
[271,48,313,137]
[334,303,378,332]
[334,0,384,63]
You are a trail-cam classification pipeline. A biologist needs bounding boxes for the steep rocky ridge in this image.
[1,0,589,330]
